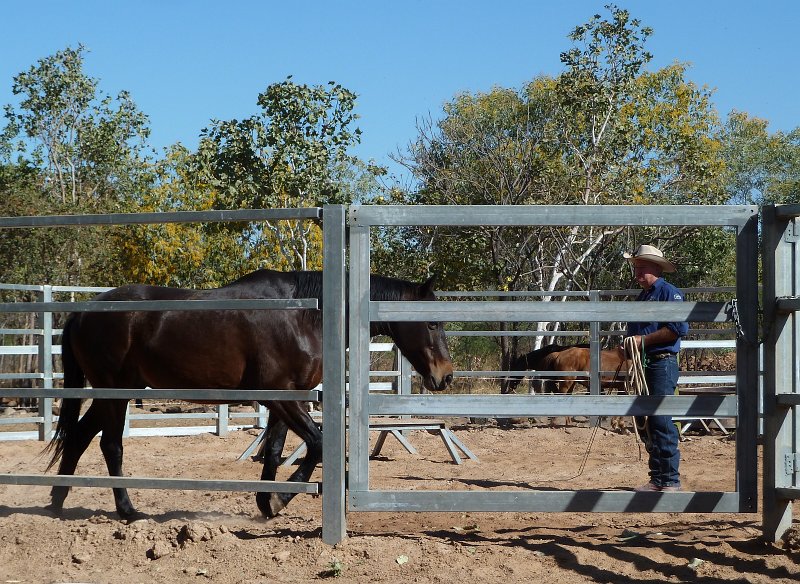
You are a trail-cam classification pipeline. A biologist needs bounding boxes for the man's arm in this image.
[630,327,678,350]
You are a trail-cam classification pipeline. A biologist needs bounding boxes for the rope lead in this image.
[624,336,651,460]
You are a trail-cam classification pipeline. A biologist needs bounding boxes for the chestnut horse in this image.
[538,346,628,395]
[503,342,588,394]
[537,346,628,427]
[45,269,454,520]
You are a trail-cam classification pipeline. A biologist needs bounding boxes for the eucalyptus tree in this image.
[194,77,381,270]
[0,45,153,288]
[721,111,800,207]
[1,45,152,207]
[391,5,728,374]
[117,145,256,288]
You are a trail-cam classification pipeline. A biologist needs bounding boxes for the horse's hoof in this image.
[118,509,146,523]
[256,493,286,518]
[44,503,64,517]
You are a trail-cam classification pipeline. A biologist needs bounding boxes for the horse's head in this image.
[387,275,454,392]
[502,353,526,394]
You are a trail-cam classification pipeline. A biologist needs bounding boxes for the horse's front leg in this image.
[255,407,290,517]
[559,379,576,426]
[256,402,321,518]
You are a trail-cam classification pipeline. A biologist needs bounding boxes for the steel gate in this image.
[346,205,759,527]
[5,203,797,546]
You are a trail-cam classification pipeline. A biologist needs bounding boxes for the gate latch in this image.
[786,219,800,242]
[785,453,800,476]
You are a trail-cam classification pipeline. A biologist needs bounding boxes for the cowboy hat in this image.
[623,244,677,273]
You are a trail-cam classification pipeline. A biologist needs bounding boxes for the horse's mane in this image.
[233,270,422,302]
[367,274,422,301]
[292,271,421,333]
[293,271,324,301]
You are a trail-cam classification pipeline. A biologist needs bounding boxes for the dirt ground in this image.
[0,417,798,584]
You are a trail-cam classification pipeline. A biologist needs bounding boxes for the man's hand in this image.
[623,335,642,348]
[621,335,643,355]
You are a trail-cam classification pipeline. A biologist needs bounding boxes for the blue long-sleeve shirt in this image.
[626,278,689,354]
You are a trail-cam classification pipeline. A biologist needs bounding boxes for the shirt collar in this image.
[645,277,664,294]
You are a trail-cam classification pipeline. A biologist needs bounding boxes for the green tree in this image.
[1,45,152,206]
[194,77,383,270]
[721,111,800,206]
[388,5,728,375]
[0,45,154,288]
[117,145,255,287]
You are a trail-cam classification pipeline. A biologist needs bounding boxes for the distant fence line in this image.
[1,284,743,441]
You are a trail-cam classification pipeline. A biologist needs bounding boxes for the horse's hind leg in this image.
[96,399,141,520]
[256,402,321,518]
[48,403,105,514]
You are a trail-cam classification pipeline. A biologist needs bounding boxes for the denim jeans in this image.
[644,355,681,487]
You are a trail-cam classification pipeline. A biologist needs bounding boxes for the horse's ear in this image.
[419,274,437,297]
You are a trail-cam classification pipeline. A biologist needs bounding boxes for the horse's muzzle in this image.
[424,372,453,392]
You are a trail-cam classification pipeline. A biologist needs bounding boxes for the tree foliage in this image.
[385,5,732,371]
[721,111,800,207]
[391,6,728,284]
[1,45,152,206]
[116,146,251,287]
[0,45,154,289]
[193,77,382,269]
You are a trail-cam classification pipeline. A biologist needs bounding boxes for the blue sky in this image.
[1,1,798,181]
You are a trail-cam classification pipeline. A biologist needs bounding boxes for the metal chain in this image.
[727,298,746,341]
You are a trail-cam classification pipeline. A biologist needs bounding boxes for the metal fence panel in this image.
[0,207,328,521]
[346,204,759,527]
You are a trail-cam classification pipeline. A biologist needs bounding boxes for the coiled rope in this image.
[624,335,651,459]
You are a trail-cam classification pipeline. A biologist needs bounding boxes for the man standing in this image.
[624,244,688,492]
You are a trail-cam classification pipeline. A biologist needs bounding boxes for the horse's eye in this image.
[427,322,439,330]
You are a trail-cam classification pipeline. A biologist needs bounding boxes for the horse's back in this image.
[65,271,324,391]
[546,347,588,371]
[543,346,624,371]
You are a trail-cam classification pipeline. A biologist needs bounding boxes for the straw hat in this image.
[623,244,677,273]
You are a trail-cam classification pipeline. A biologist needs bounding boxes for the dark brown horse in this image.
[45,269,453,520]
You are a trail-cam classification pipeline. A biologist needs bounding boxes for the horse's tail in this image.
[44,315,84,471]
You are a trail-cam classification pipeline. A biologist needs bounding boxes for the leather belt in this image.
[647,352,677,361]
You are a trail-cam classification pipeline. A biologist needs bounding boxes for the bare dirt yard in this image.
[1,418,798,584]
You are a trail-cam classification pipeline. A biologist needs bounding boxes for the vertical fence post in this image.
[735,209,760,514]
[216,404,229,437]
[348,204,372,497]
[399,354,412,397]
[257,403,268,429]
[123,405,131,437]
[762,204,795,540]
[588,290,601,428]
[322,204,347,545]
[396,348,412,424]
[36,285,54,441]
